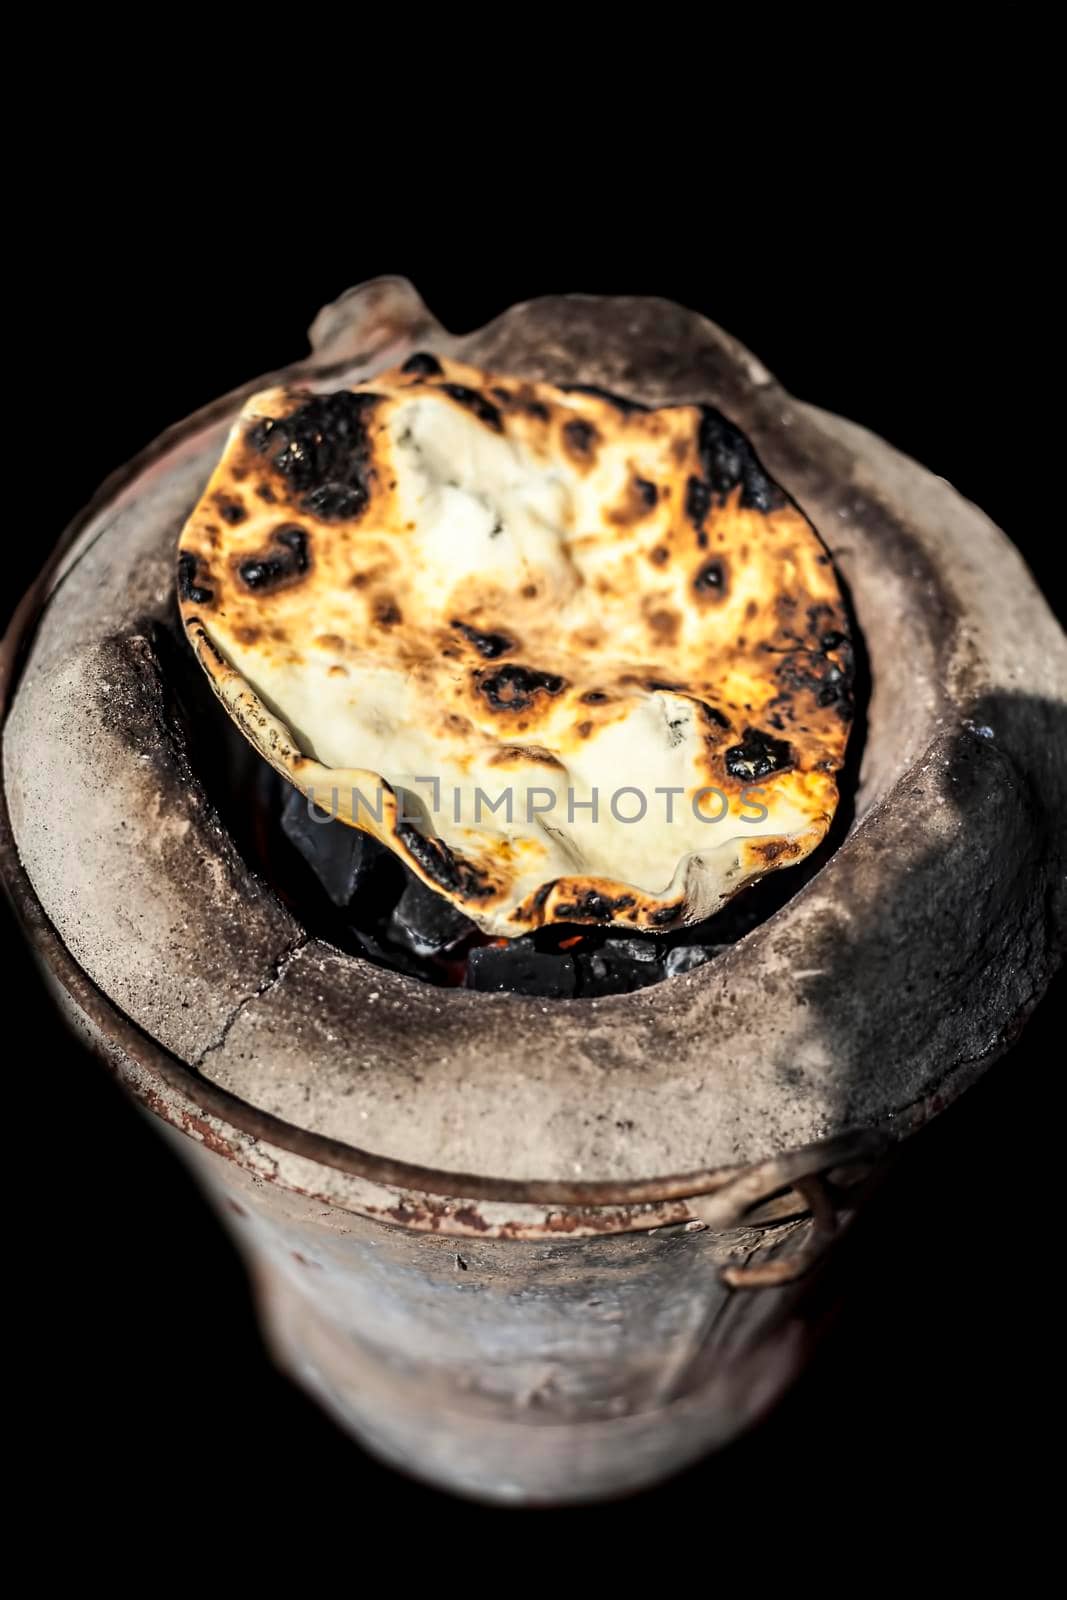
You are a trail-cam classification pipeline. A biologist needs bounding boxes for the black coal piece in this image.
[466,943,578,997]
[663,943,721,976]
[389,875,476,957]
[596,935,660,963]
[352,925,438,980]
[280,785,397,907]
[277,782,724,992]
[574,950,665,996]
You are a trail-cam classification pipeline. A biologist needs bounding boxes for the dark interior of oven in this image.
[158,583,866,998]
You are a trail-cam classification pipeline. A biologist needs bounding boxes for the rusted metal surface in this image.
[19,942,887,1238]
[179,1133,870,1503]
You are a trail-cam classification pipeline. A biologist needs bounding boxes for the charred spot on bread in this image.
[724,727,794,780]
[249,391,379,521]
[696,405,785,513]
[451,621,516,659]
[694,557,728,597]
[236,525,310,591]
[554,889,636,922]
[563,418,599,461]
[396,821,496,901]
[440,384,503,433]
[477,664,567,712]
[686,475,711,532]
[177,553,214,605]
[215,495,247,526]
[401,351,443,377]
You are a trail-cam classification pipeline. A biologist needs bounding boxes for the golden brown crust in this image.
[177,356,853,933]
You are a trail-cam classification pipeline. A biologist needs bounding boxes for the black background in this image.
[9,124,1063,1547]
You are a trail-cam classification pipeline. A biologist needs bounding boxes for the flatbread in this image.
[177,354,853,935]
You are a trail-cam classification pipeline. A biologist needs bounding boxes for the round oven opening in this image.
[157,584,869,1000]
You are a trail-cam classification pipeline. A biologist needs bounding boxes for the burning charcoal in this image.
[390,874,475,957]
[602,936,660,963]
[466,944,577,997]
[280,785,390,907]
[663,944,721,977]
[575,951,666,996]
